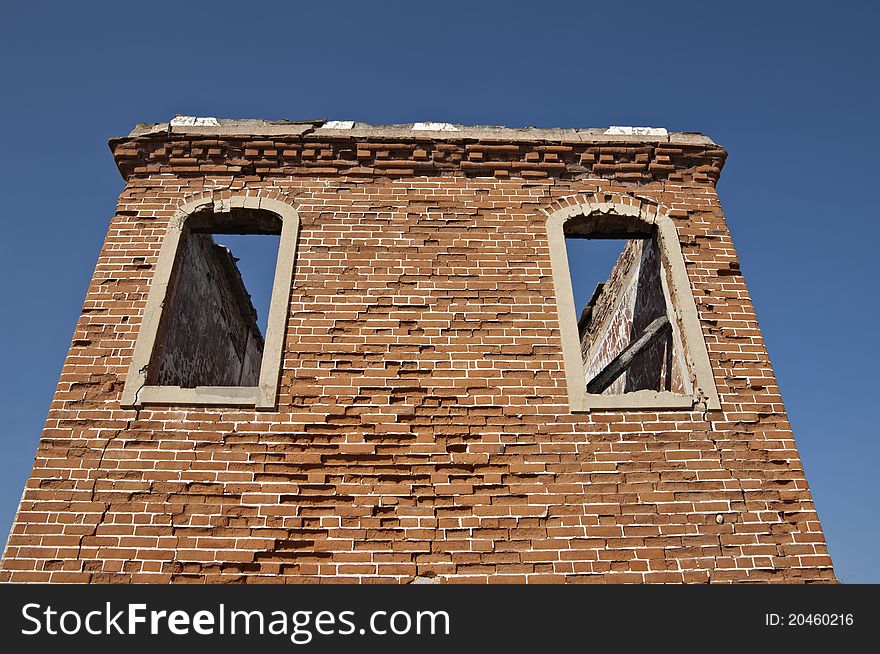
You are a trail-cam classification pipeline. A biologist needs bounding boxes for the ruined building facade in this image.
[1,119,835,582]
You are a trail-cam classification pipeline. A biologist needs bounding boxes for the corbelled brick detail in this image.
[110,128,726,185]
[0,121,834,583]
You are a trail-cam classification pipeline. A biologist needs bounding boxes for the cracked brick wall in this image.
[150,232,264,388]
[0,121,835,583]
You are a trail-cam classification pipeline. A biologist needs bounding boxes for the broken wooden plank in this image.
[586,315,671,394]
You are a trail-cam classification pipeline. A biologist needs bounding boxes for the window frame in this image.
[546,199,720,412]
[120,196,300,410]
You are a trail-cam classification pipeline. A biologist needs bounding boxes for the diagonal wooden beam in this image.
[586,315,671,394]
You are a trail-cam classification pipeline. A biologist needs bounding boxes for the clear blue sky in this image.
[1,1,876,582]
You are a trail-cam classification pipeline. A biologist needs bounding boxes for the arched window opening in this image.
[546,199,720,412]
[147,207,282,388]
[121,197,300,409]
[566,225,687,397]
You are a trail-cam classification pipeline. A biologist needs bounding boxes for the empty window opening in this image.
[213,233,279,338]
[147,209,281,388]
[565,231,687,396]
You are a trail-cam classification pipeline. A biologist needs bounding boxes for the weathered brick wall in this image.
[0,122,835,583]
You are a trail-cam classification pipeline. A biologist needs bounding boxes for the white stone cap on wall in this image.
[126,118,717,147]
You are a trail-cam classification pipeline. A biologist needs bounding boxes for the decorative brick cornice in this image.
[109,132,726,186]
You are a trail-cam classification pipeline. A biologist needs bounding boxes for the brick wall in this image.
[0,121,835,583]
